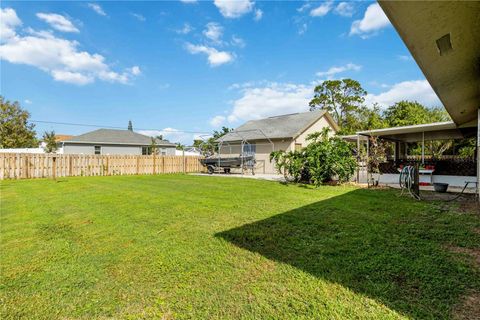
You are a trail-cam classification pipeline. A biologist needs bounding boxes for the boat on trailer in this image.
[200,155,256,174]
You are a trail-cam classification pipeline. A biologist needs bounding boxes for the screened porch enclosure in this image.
[345,121,478,189]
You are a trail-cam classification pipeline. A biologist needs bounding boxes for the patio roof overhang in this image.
[356,121,478,143]
[341,121,478,143]
[378,1,480,126]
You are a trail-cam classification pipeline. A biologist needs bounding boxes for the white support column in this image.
[366,137,370,187]
[422,131,425,164]
[357,134,360,183]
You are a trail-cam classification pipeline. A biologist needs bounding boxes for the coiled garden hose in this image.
[398,166,421,200]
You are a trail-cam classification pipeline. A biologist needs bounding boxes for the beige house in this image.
[217,110,339,174]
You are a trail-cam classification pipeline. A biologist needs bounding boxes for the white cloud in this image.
[210,115,226,127]
[254,9,263,21]
[87,3,106,16]
[0,8,22,41]
[179,0,197,3]
[175,23,193,34]
[231,35,245,48]
[218,79,441,125]
[297,3,312,13]
[203,22,223,44]
[214,0,254,18]
[350,3,390,38]
[0,8,139,85]
[129,66,141,76]
[24,99,32,104]
[36,13,79,33]
[334,2,355,17]
[224,82,313,123]
[185,43,234,67]
[131,13,146,22]
[51,70,93,85]
[298,23,308,35]
[316,63,362,78]
[365,80,442,108]
[310,2,333,17]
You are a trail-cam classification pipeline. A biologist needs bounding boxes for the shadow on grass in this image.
[216,188,480,319]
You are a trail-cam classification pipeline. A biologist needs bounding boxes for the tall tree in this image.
[309,79,367,134]
[195,127,233,155]
[128,120,133,131]
[42,131,58,153]
[0,96,37,148]
[383,100,450,127]
[360,103,388,130]
[176,143,185,150]
[212,126,233,140]
[384,101,451,157]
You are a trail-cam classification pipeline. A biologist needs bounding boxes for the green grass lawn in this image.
[1,175,479,319]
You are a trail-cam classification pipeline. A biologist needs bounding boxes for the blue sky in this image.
[0,1,441,144]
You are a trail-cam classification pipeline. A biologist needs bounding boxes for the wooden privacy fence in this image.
[0,153,204,180]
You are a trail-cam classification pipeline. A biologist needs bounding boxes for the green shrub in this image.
[269,150,307,182]
[270,128,357,186]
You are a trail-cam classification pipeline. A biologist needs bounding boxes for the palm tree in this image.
[42,131,57,153]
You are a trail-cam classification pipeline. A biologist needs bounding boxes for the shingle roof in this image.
[218,110,337,142]
[64,129,176,146]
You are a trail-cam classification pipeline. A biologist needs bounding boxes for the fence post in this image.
[136,156,139,175]
[182,150,185,174]
[153,154,156,175]
[24,155,29,179]
[105,156,109,176]
[52,156,57,180]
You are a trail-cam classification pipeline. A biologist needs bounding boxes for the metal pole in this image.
[422,131,425,165]
[241,140,244,175]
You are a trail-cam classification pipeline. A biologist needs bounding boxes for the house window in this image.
[94,146,101,155]
[142,146,149,155]
[243,143,256,155]
[161,148,167,155]
[295,143,302,151]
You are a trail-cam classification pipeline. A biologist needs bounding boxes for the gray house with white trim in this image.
[62,129,176,155]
